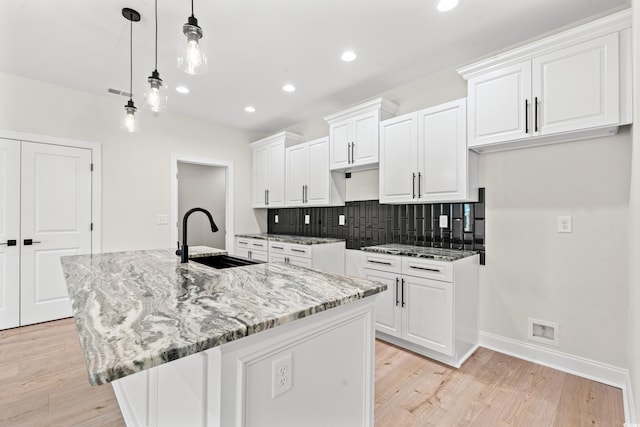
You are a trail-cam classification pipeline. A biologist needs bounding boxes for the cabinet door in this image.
[467,61,532,147]
[352,111,379,166]
[418,99,467,201]
[285,144,307,206]
[532,33,619,135]
[249,250,268,262]
[306,138,330,205]
[0,139,20,329]
[269,253,287,263]
[379,113,418,204]
[20,142,92,326]
[365,269,401,337]
[252,145,268,207]
[329,119,351,170]
[266,142,285,207]
[401,276,453,356]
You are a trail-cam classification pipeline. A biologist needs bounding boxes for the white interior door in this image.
[0,139,20,329]
[20,142,92,326]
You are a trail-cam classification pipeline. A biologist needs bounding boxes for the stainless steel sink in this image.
[191,254,263,269]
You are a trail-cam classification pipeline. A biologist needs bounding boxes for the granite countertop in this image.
[187,246,227,258]
[61,250,385,386]
[361,244,477,262]
[236,233,344,245]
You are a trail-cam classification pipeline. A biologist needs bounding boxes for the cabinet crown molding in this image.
[457,8,631,80]
[250,131,304,148]
[324,97,399,123]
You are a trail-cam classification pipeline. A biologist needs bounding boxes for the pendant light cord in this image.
[154,0,158,71]
[191,0,194,18]
[129,18,133,101]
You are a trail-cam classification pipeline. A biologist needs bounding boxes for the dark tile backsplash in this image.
[267,188,486,265]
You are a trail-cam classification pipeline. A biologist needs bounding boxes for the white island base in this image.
[113,298,376,427]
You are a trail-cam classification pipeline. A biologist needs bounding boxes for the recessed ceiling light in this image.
[341,50,357,62]
[282,84,296,92]
[437,0,459,12]
[175,86,190,94]
[245,106,256,113]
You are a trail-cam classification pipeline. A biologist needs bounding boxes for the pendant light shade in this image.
[144,0,168,112]
[178,0,207,75]
[121,8,141,133]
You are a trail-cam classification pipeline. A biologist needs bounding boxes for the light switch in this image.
[439,215,448,229]
[339,214,345,226]
[305,214,310,225]
[157,214,168,225]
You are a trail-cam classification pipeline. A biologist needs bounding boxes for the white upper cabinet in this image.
[380,98,478,204]
[459,10,631,152]
[325,98,399,172]
[252,132,303,208]
[285,137,345,207]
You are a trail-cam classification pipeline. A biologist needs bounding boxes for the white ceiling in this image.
[0,0,630,134]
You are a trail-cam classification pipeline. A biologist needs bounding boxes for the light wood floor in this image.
[0,319,625,426]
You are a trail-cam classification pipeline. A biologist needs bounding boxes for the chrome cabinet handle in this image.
[418,172,421,199]
[351,142,355,164]
[0,240,17,246]
[264,189,267,205]
[347,142,351,164]
[266,189,269,205]
[291,248,305,253]
[401,278,405,307]
[272,245,284,250]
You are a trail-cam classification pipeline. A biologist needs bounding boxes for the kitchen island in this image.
[61,249,385,427]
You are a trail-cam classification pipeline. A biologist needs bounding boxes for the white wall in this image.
[629,0,640,418]
[0,72,265,252]
[285,65,632,368]
[178,163,226,249]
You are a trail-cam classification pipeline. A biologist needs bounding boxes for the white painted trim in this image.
[479,331,635,424]
[0,129,102,254]
[170,154,235,254]
[458,8,631,79]
[324,97,399,123]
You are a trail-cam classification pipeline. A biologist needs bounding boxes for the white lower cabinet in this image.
[236,237,268,262]
[268,241,345,274]
[364,252,478,367]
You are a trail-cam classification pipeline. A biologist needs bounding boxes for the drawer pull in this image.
[368,259,392,266]
[401,278,405,307]
[253,243,264,247]
[409,265,441,273]
[272,245,284,250]
[238,241,248,245]
[291,248,306,253]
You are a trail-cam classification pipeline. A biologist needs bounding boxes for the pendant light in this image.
[121,8,141,133]
[178,0,207,75]
[144,0,168,112]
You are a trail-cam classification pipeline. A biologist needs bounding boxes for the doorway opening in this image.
[170,155,234,253]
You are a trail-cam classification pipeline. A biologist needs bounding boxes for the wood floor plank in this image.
[0,319,626,426]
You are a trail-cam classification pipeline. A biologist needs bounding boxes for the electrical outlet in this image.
[304,214,310,225]
[272,353,293,399]
[439,215,448,229]
[157,214,168,225]
[274,214,279,224]
[557,216,572,233]
[339,214,345,226]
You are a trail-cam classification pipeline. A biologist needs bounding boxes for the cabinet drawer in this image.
[363,253,401,273]
[288,244,312,258]
[287,255,313,268]
[401,257,452,282]
[236,238,251,248]
[249,240,267,250]
[268,242,287,254]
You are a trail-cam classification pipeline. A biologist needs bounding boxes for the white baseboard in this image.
[479,331,636,424]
